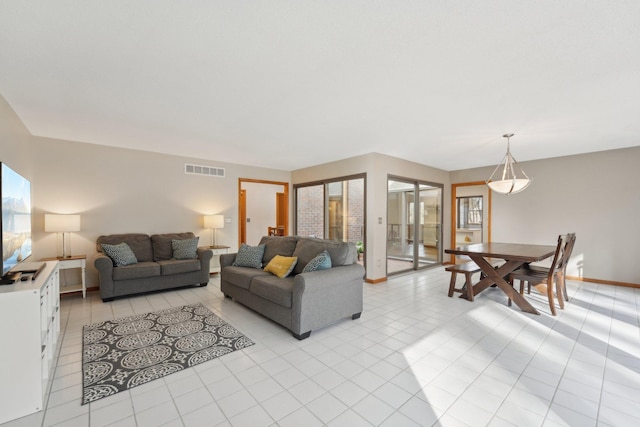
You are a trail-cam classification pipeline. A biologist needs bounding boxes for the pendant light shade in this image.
[486,133,531,195]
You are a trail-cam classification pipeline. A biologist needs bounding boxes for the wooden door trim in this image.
[450,181,492,264]
[239,189,247,244]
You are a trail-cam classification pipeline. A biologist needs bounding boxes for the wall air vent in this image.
[184,163,225,178]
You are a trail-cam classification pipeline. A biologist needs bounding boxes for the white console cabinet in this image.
[0,261,60,424]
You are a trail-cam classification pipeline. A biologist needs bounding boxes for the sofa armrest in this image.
[197,248,214,283]
[291,263,365,335]
[197,247,213,268]
[197,247,214,262]
[293,264,365,295]
[94,254,115,300]
[220,253,236,268]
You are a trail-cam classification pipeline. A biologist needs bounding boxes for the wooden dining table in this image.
[445,242,557,314]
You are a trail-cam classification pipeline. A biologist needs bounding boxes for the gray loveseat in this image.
[220,236,365,339]
[95,232,212,302]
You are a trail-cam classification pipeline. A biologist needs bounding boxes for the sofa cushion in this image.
[112,261,161,280]
[158,259,201,275]
[172,237,199,259]
[292,238,351,274]
[101,242,138,267]
[263,255,298,278]
[259,236,298,264]
[222,266,271,290]
[302,250,332,273]
[233,244,266,268]
[97,234,153,262]
[250,275,295,308]
[151,232,196,261]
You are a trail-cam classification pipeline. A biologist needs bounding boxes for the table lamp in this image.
[45,214,81,258]
[203,214,224,247]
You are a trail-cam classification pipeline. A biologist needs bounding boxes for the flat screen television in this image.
[1,162,32,278]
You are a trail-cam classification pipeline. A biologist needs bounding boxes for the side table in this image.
[201,245,230,274]
[41,255,86,298]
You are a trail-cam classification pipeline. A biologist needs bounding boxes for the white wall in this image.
[0,94,33,180]
[451,147,640,285]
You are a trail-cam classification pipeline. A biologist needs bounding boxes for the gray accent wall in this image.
[26,138,290,286]
[450,147,640,285]
[1,94,291,286]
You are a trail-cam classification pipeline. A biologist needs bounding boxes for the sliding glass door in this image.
[387,177,442,275]
[295,174,366,264]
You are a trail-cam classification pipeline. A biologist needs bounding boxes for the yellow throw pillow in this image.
[264,255,298,278]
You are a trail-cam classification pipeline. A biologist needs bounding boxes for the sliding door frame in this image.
[293,173,367,254]
[387,175,443,275]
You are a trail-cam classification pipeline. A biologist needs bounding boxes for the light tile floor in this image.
[2,267,639,426]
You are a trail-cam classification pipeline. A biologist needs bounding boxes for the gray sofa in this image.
[220,236,365,339]
[95,232,212,302]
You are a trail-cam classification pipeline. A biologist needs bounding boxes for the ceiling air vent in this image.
[185,163,225,178]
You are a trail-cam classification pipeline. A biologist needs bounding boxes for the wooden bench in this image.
[446,261,480,301]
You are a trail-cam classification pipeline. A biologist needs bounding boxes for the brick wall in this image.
[296,178,365,245]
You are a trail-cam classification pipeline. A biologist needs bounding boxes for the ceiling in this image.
[1,1,639,172]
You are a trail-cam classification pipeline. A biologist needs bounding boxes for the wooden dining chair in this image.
[559,233,576,301]
[522,233,576,302]
[268,226,285,236]
[508,234,566,315]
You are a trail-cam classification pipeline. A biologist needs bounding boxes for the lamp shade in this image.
[45,214,81,232]
[487,178,531,195]
[486,133,531,195]
[203,214,224,229]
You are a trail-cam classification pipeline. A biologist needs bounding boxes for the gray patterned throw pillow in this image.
[101,242,138,267]
[232,244,266,268]
[172,237,199,259]
[302,250,332,273]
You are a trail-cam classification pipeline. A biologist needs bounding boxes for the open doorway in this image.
[238,179,289,246]
[450,182,492,264]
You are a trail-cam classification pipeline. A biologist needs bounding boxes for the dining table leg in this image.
[468,256,540,315]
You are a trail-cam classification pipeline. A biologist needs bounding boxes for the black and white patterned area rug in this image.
[82,303,254,404]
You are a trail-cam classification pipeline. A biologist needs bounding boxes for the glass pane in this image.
[296,177,365,266]
[296,185,324,238]
[388,179,442,275]
[327,182,343,240]
[418,185,441,266]
[328,179,365,244]
[345,178,365,245]
[387,179,414,274]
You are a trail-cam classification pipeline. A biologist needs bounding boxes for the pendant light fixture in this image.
[486,133,531,195]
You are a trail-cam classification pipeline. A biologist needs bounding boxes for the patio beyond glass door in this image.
[295,175,366,266]
[387,178,442,275]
